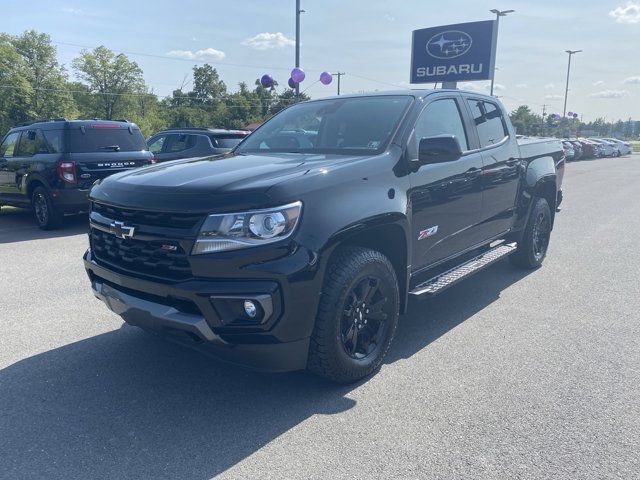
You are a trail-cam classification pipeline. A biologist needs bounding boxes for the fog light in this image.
[243,300,257,318]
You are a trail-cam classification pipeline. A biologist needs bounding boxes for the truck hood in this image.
[90,152,362,213]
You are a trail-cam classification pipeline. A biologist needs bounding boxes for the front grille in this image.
[91,228,192,281]
[92,202,202,230]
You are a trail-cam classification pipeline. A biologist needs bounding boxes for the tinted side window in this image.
[0,132,21,158]
[16,130,49,156]
[167,134,197,152]
[413,98,469,152]
[43,130,64,153]
[467,100,508,148]
[148,135,166,154]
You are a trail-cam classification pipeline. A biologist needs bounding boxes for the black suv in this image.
[147,128,249,162]
[0,119,152,229]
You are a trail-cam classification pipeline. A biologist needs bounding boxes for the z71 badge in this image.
[418,226,439,240]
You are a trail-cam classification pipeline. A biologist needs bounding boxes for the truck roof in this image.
[304,89,496,102]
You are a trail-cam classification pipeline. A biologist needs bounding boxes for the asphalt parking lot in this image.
[1,154,639,480]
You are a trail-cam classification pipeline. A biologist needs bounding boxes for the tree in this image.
[11,30,76,121]
[72,46,145,120]
[509,105,542,136]
[191,64,227,106]
[0,34,30,134]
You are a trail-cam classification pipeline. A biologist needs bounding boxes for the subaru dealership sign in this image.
[411,20,497,83]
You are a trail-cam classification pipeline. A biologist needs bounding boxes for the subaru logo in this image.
[110,220,135,240]
[426,30,473,59]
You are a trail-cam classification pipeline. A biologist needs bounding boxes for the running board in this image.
[409,242,517,297]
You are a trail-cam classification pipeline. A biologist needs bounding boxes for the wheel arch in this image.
[322,217,410,314]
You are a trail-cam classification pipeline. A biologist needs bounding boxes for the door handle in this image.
[465,167,482,178]
[505,158,519,167]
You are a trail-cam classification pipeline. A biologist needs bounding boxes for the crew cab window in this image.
[413,99,469,152]
[148,135,166,154]
[467,100,508,148]
[0,132,20,158]
[16,130,48,156]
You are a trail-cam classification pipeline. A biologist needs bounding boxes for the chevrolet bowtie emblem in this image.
[110,220,135,239]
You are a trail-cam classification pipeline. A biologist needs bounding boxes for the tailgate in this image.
[70,152,152,187]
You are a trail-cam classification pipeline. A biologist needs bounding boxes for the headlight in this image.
[192,201,302,254]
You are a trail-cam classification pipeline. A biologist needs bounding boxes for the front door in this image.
[409,96,484,271]
[0,131,23,200]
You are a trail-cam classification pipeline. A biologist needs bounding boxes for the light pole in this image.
[334,72,345,95]
[563,49,581,118]
[489,9,514,96]
[295,0,304,98]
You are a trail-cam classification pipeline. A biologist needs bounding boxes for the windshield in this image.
[213,135,247,149]
[236,95,412,155]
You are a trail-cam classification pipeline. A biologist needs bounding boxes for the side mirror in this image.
[418,135,463,165]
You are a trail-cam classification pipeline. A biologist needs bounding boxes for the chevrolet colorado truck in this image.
[84,90,564,383]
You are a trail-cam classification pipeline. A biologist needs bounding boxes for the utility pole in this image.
[541,104,548,136]
[563,49,581,117]
[489,9,514,96]
[335,72,345,95]
[295,0,304,98]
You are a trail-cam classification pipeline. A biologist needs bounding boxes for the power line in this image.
[52,40,404,91]
[0,84,300,109]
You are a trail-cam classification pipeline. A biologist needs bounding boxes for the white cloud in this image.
[544,83,555,90]
[166,48,226,61]
[609,2,640,23]
[516,83,528,88]
[624,76,640,84]
[459,82,487,91]
[384,13,395,21]
[241,32,295,50]
[589,89,629,98]
[545,94,564,100]
[487,83,506,92]
[61,7,83,14]
[593,80,605,86]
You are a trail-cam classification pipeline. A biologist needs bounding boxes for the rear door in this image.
[160,134,203,161]
[465,98,521,239]
[9,129,52,201]
[409,95,485,270]
[66,123,152,187]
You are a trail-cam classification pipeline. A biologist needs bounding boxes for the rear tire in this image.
[510,197,552,269]
[32,186,63,230]
[308,247,400,384]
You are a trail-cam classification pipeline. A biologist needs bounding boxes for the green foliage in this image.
[72,46,145,120]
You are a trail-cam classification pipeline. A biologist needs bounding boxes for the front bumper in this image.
[84,250,313,372]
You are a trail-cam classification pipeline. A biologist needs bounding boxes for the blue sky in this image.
[4,0,640,121]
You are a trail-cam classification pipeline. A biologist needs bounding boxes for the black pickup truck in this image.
[84,90,564,383]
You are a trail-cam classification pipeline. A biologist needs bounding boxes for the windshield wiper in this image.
[99,145,121,151]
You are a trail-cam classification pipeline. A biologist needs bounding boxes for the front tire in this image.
[308,247,400,383]
[510,197,552,269]
[32,186,63,230]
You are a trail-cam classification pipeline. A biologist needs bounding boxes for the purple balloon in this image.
[572,113,578,118]
[291,67,305,84]
[260,74,273,88]
[319,71,333,85]
[567,111,573,117]
[288,77,297,89]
